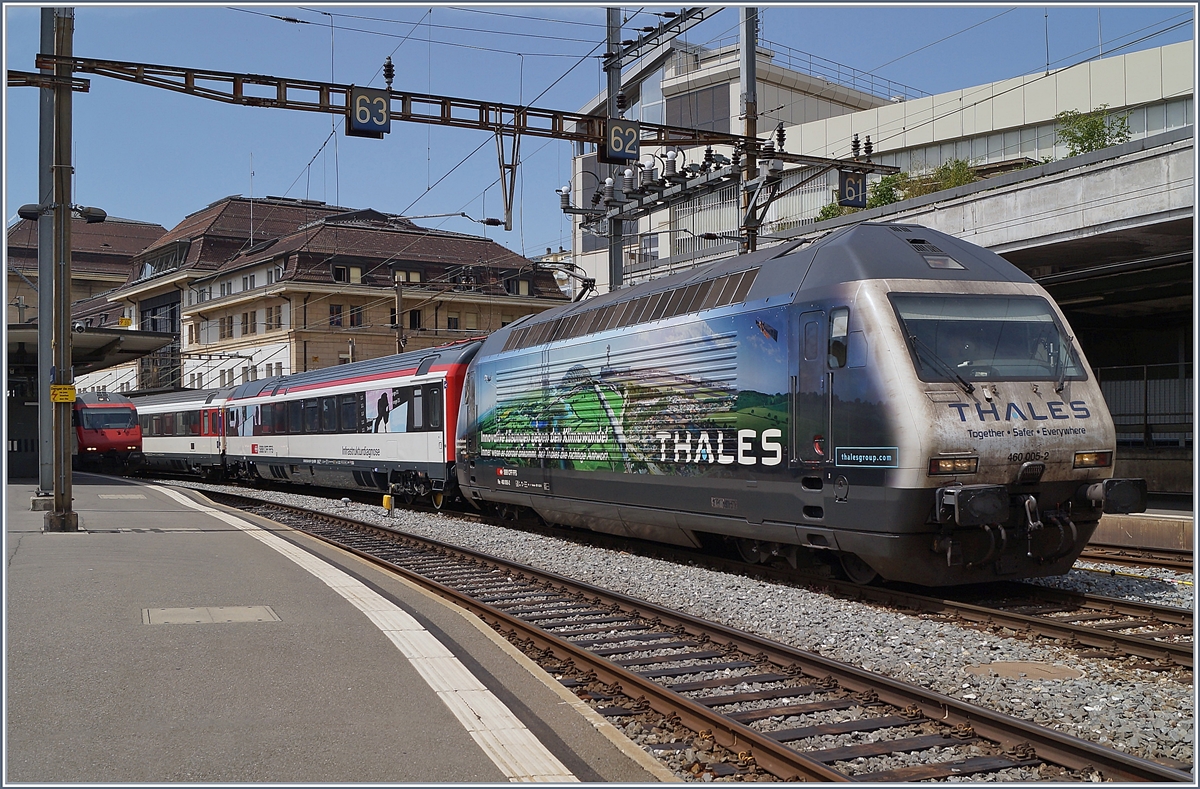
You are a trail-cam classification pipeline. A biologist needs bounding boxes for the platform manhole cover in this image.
[964,661,1083,680]
[143,606,280,624]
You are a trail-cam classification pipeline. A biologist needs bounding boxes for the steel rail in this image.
[1078,544,1193,572]
[488,513,1195,670]
[208,490,1192,783]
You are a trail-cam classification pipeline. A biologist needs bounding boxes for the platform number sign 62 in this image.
[347,86,391,137]
[838,170,867,208]
[601,119,640,164]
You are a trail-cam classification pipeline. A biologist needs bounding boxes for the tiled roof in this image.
[132,195,351,273]
[207,217,532,280]
[7,215,167,277]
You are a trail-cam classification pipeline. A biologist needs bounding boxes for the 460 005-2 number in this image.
[1008,451,1050,463]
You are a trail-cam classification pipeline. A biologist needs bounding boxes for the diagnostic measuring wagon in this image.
[456,223,1146,586]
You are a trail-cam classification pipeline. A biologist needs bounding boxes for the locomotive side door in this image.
[792,310,830,465]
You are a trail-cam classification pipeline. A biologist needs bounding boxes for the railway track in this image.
[208,489,1190,783]
[479,507,1196,672]
[1078,543,1194,572]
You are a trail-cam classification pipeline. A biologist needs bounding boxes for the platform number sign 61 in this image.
[601,119,640,164]
[838,170,867,208]
[347,86,391,138]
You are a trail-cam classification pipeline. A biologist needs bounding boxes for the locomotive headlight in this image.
[928,456,978,475]
[1073,450,1112,469]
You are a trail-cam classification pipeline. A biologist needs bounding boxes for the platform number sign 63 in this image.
[347,86,391,137]
[601,119,640,164]
[838,170,867,208]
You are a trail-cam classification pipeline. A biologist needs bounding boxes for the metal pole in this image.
[606,8,623,291]
[36,8,54,496]
[739,7,759,254]
[394,271,405,353]
[46,6,77,531]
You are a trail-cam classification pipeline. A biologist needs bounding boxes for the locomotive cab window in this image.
[828,308,849,368]
[891,293,1086,383]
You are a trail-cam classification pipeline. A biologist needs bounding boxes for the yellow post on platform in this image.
[382,495,393,515]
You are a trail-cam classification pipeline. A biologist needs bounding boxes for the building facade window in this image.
[348,305,363,328]
[333,265,363,284]
[329,304,343,327]
[265,305,283,330]
[446,311,460,330]
[242,311,257,335]
[463,312,478,331]
[409,309,421,330]
[506,278,531,296]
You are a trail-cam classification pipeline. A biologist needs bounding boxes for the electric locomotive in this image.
[72,391,143,471]
[455,223,1146,586]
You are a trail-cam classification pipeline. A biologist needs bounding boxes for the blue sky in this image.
[4,3,1192,260]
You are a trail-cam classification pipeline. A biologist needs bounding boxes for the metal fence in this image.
[1094,363,1193,447]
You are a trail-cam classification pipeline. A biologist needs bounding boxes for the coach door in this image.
[792,310,829,465]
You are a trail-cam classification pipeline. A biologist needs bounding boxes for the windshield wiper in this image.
[1055,334,1077,393]
[909,334,975,394]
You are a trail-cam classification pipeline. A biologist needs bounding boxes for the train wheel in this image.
[736,539,767,564]
[402,492,415,506]
[430,491,445,510]
[837,553,880,585]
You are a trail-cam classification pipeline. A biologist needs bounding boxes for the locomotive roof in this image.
[75,391,136,407]
[481,223,1035,356]
[785,222,1035,292]
[227,339,483,400]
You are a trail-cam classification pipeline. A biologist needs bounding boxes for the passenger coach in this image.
[221,341,480,507]
[135,388,232,478]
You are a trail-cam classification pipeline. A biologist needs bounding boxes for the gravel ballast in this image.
[168,482,1195,776]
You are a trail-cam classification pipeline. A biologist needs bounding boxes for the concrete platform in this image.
[1091,510,1195,552]
[6,474,673,783]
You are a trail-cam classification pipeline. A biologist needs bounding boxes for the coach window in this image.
[274,403,287,434]
[188,411,201,436]
[287,400,302,435]
[163,412,175,435]
[303,399,320,433]
[201,411,210,435]
[321,397,338,432]
[426,384,443,430]
[828,308,849,369]
[339,394,359,433]
[412,386,424,431]
[259,404,273,435]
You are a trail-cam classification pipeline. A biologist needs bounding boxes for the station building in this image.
[71,195,568,393]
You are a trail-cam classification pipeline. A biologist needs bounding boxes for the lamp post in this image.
[47,6,76,531]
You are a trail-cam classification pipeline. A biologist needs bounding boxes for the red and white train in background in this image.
[131,340,479,508]
[72,391,144,471]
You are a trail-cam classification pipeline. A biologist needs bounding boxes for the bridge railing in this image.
[1094,363,1193,447]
